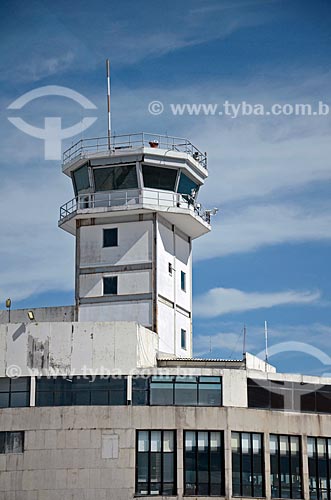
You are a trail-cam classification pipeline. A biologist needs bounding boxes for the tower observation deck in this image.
[59,132,212,358]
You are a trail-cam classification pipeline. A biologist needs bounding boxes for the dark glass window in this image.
[308,437,331,500]
[94,165,138,191]
[103,228,118,247]
[0,377,30,408]
[184,431,224,496]
[177,172,199,195]
[270,434,302,499]
[136,430,176,496]
[73,163,90,194]
[181,271,186,292]
[232,432,264,497]
[36,376,127,407]
[0,432,24,454]
[142,165,178,191]
[133,376,222,407]
[248,379,331,414]
[103,276,118,295]
[181,329,187,350]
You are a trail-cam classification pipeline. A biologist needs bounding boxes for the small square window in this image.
[103,276,118,295]
[181,329,187,350]
[168,263,172,275]
[181,271,186,292]
[103,228,118,247]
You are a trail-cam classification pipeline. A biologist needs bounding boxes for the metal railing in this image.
[63,132,207,169]
[59,189,211,224]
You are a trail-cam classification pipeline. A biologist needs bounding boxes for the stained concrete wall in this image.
[0,306,76,325]
[0,322,158,376]
[0,405,330,499]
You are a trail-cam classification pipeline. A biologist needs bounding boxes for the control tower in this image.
[59,133,211,357]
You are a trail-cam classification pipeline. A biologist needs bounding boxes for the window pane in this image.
[177,172,199,195]
[151,432,161,452]
[73,164,90,193]
[163,431,174,452]
[5,432,24,453]
[10,392,29,407]
[103,276,118,295]
[174,383,197,405]
[138,432,149,452]
[103,228,118,247]
[94,165,138,191]
[150,382,173,405]
[185,431,196,451]
[137,453,149,481]
[0,378,10,392]
[11,377,29,392]
[199,383,221,406]
[142,165,177,191]
[0,393,9,408]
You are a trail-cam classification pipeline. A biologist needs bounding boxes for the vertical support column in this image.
[152,213,158,334]
[188,236,192,358]
[224,427,233,500]
[30,376,36,407]
[264,432,271,500]
[177,425,184,497]
[173,225,177,357]
[301,435,310,500]
[127,375,132,405]
[75,219,81,321]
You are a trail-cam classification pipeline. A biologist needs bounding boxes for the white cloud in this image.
[194,287,321,317]
[0,167,74,302]
[195,203,331,260]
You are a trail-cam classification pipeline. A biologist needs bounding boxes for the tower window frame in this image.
[181,328,187,350]
[103,276,118,295]
[181,271,186,292]
[103,228,118,248]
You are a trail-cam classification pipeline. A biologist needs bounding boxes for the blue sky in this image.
[0,0,331,375]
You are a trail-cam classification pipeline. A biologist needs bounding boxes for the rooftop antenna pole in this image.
[264,320,269,364]
[243,324,247,357]
[106,58,111,151]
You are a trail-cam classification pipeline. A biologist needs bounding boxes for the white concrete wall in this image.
[78,302,152,326]
[156,221,192,357]
[0,321,158,376]
[79,270,151,297]
[79,221,153,267]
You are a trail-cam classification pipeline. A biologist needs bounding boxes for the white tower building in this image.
[59,133,211,358]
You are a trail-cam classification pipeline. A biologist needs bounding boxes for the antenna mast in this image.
[106,59,111,150]
[243,324,247,357]
[264,320,269,363]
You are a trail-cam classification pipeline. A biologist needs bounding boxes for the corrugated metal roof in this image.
[158,357,244,362]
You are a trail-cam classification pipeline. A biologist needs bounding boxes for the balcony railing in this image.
[59,189,211,224]
[63,132,207,169]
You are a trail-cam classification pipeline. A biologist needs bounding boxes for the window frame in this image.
[103,276,118,295]
[181,328,187,350]
[231,431,265,498]
[307,436,331,500]
[183,430,225,497]
[270,434,303,499]
[181,271,186,292]
[0,431,24,454]
[0,377,30,408]
[132,376,222,407]
[135,429,177,496]
[103,228,118,248]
